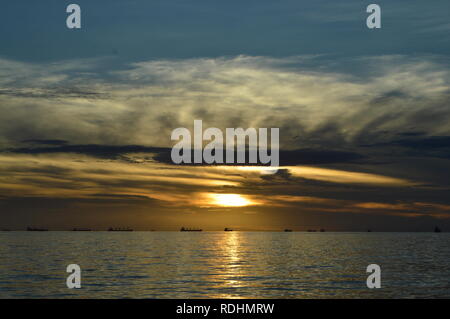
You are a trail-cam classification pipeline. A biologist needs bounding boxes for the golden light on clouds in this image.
[209,193,254,207]
[288,166,412,186]
[230,166,413,186]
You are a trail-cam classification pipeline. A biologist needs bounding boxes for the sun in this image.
[209,194,253,207]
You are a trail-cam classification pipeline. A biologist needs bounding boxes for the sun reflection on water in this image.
[212,232,249,298]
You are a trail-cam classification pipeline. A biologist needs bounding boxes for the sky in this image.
[0,1,449,231]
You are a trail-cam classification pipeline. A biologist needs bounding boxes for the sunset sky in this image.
[0,1,449,230]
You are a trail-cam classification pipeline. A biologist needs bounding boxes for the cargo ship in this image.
[108,227,133,231]
[180,227,202,232]
[27,227,48,231]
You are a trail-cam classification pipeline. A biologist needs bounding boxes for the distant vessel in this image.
[108,227,133,231]
[180,227,202,232]
[72,228,92,231]
[27,227,48,231]
[224,228,233,231]
[434,226,442,233]
[284,229,293,232]
[307,229,317,232]
[320,229,325,232]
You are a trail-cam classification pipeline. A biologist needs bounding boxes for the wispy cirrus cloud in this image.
[0,54,449,151]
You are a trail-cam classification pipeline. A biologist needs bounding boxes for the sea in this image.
[0,231,449,298]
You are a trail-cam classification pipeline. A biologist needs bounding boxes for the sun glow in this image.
[209,193,253,207]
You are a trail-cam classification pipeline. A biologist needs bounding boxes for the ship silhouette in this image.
[224,228,233,231]
[434,226,442,233]
[284,229,293,232]
[180,227,202,232]
[27,227,48,231]
[72,228,92,231]
[108,227,133,231]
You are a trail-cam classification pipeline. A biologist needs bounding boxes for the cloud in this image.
[234,165,413,187]
[6,141,365,165]
[0,54,449,151]
[354,201,450,219]
[8,143,168,160]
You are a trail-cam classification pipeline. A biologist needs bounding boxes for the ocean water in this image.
[0,231,449,298]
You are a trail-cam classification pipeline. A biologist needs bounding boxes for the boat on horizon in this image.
[72,228,92,231]
[27,227,48,231]
[108,227,133,231]
[224,228,233,231]
[284,229,293,232]
[434,226,442,233]
[180,227,202,232]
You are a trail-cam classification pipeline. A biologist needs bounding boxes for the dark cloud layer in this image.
[362,136,450,159]
[7,143,167,160]
[4,141,365,166]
